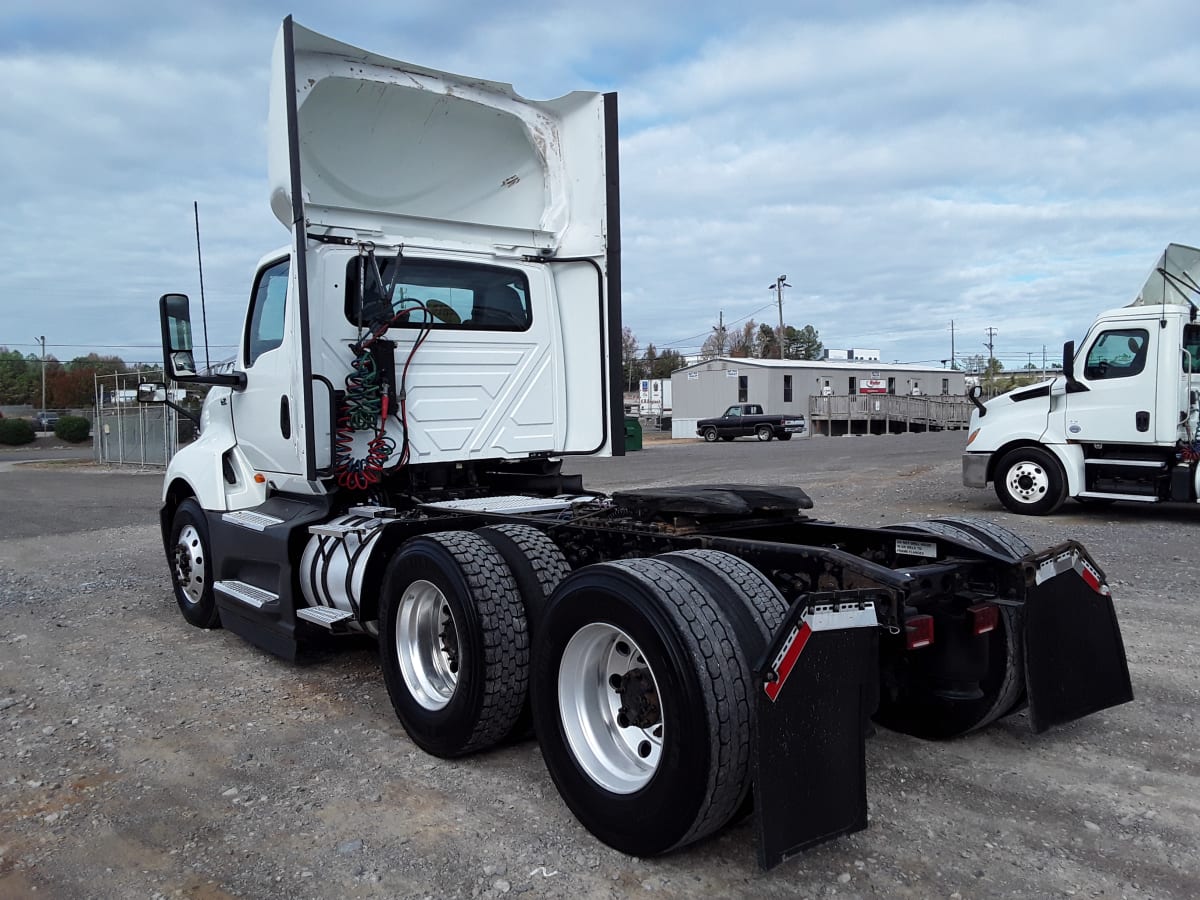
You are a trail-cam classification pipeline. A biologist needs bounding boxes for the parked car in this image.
[32,411,59,432]
[696,404,805,442]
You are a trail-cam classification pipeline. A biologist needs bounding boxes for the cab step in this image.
[296,606,354,628]
[1076,491,1159,502]
[214,580,279,609]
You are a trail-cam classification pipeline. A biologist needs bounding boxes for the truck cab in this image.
[963,243,1200,514]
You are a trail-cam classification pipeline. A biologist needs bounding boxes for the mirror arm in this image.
[174,372,247,390]
[165,399,202,432]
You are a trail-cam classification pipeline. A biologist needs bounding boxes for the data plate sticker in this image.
[895,538,937,558]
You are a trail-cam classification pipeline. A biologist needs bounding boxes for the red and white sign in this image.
[859,378,887,394]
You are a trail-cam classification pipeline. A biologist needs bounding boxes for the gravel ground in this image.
[0,435,1197,898]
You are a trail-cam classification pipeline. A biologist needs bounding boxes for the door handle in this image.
[1135,410,1149,432]
[280,396,291,438]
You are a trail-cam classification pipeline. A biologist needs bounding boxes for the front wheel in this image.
[379,532,528,757]
[994,446,1067,515]
[702,427,719,442]
[755,424,773,441]
[532,558,753,856]
[168,499,220,629]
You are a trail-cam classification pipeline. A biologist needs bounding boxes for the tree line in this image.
[0,349,144,408]
[621,319,823,390]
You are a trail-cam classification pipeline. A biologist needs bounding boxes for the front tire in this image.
[532,558,753,856]
[168,499,220,629]
[994,446,1067,515]
[702,427,719,442]
[379,532,528,757]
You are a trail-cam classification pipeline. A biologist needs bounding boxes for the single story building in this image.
[670,357,969,437]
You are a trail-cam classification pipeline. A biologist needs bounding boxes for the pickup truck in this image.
[697,404,806,442]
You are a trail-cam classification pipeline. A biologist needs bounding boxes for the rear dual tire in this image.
[532,552,785,856]
[878,517,1031,738]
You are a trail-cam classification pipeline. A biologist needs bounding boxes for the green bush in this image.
[54,416,92,443]
[0,418,36,445]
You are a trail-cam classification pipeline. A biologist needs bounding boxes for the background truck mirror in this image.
[137,382,168,404]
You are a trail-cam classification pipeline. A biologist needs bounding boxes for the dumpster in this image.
[624,416,643,451]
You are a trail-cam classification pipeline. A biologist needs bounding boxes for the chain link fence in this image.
[93,371,180,467]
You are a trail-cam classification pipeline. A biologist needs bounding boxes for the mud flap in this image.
[752,596,880,870]
[1022,544,1133,733]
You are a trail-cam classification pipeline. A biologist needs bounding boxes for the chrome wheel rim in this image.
[558,623,664,794]
[396,579,459,711]
[174,524,206,605]
[1004,459,1049,505]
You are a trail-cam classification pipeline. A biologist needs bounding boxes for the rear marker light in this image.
[905,615,934,650]
[969,603,999,635]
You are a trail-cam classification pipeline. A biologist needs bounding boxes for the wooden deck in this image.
[807,394,971,436]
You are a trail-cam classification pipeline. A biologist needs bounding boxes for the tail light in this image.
[968,603,999,635]
[905,615,934,650]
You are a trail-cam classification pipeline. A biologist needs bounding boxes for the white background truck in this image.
[141,18,1132,869]
[963,243,1200,515]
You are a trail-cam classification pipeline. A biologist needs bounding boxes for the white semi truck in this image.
[141,18,1132,869]
[963,243,1200,514]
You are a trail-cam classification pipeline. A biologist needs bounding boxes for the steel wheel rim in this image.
[396,579,459,710]
[174,524,206,605]
[1005,460,1049,504]
[558,623,664,794]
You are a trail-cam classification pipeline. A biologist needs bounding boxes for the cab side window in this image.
[1083,328,1149,380]
[245,259,289,366]
[1183,325,1200,373]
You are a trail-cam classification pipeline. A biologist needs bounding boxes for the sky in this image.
[2,0,1199,372]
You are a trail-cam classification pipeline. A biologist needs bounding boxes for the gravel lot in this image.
[0,433,1197,899]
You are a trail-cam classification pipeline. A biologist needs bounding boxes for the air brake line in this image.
[333,244,431,490]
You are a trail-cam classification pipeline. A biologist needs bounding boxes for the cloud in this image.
[1,0,1198,377]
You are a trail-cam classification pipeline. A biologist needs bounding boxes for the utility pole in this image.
[949,319,956,369]
[36,335,46,414]
[769,275,791,360]
[983,326,998,393]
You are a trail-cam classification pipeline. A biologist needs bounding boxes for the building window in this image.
[783,374,793,403]
[848,377,857,394]
[942,378,950,395]
[887,377,896,394]
[738,375,748,403]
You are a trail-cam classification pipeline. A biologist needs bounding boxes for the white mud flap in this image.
[752,595,880,870]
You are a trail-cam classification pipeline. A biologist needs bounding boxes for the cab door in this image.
[1064,325,1157,444]
[229,257,306,476]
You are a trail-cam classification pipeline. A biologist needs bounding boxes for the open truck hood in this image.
[1130,243,1200,308]
[268,18,612,257]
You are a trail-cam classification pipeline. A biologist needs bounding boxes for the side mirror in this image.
[159,293,197,379]
[1061,339,1085,393]
[137,382,168,404]
[968,384,986,416]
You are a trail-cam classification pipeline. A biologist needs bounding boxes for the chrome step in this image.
[222,509,285,532]
[347,504,397,518]
[1076,491,1159,502]
[308,521,380,538]
[1083,458,1165,469]
[296,606,354,628]
[214,580,279,609]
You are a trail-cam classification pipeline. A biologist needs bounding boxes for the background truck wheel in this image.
[531,558,753,856]
[379,531,528,758]
[703,427,719,442]
[168,498,221,629]
[994,446,1067,515]
[878,518,1028,738]
[777,432,793,441]
[755,425,773,441]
